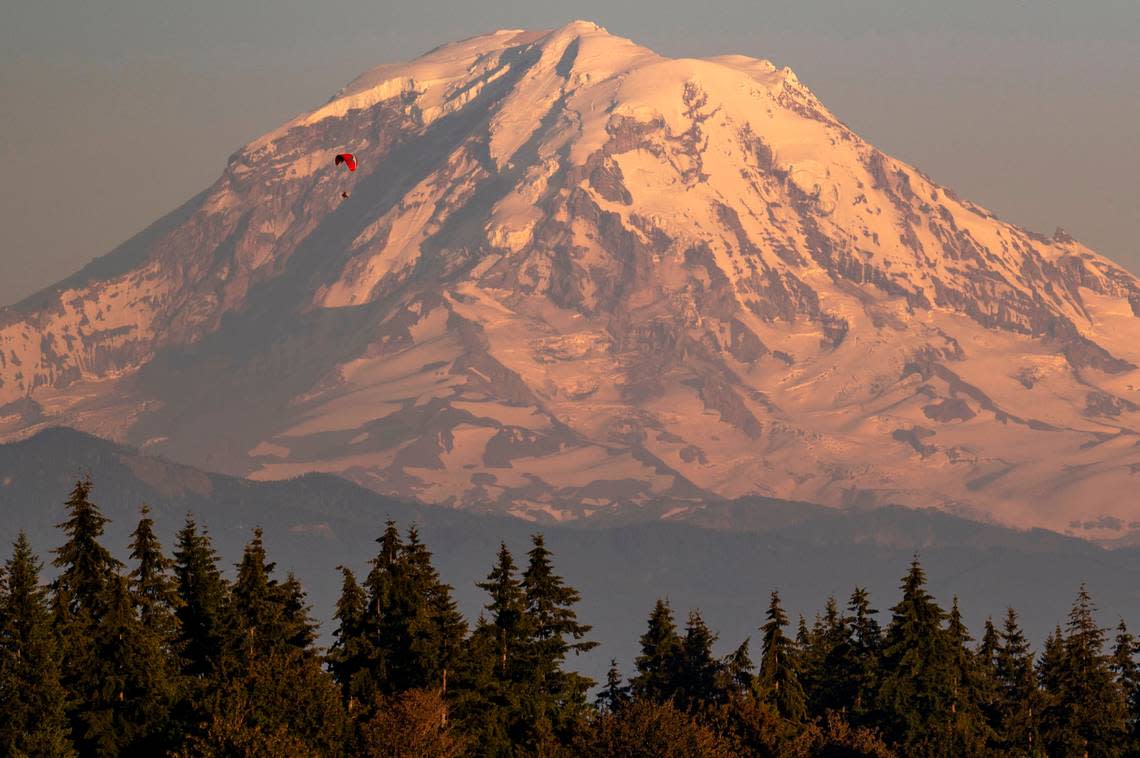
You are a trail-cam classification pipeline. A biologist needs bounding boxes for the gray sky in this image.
[2,0,1137,306]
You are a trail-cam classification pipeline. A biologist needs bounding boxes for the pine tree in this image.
[327,566,373,709]
[757,590,806,722]
[277,571,318,654]
[80,574,178,755]
[449,612,513,755]
[424,570,467,695]
[1037,623,1066,750]
[347,522,466,709]
[722,638,754,694]
[187,646,347,757]
[519,533,596,741]
[195,536,347,755]
[51,479,123,619]
[800,596,856,717]
[362,520,411,694]
[127,505,180,646]
[522,534,597,674]
[674,610,723,711]
[1111,619,1140,752]
[172,514,230,701]
[51,478,126,749]
[632,598,681,702]
[1040,585,1127,756]
[846,586,882,723]
[978,617,1000,674]
[976,615,1002,744]
[945,597,991,755]
[596,659,631,714]
[0,533,74,757]
[876,556,956,756]
[795,613,811,650]
[230,528,289,662]
[364,520,404,638]
[403,525,466,693]
[994,608,1040,754]
[476,542,531,682]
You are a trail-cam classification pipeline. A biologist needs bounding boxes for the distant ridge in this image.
[5,426,1140,682]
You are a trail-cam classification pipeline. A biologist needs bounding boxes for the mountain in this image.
[3,21,1140,537]
[5,427,1140,682]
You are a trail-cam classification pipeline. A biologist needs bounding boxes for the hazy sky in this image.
[2,0,1137,306]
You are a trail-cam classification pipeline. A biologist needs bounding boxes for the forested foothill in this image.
[2,479,1138,756]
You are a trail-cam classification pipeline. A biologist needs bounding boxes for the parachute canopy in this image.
[334,153,357,171]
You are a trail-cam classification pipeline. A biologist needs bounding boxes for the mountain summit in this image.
[3,22,1139,536]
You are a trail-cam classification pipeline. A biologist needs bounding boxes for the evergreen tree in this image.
[1111,619,1140,752]
[0,533,74,757]
[1040,585,1127,757]
[476,542,532,682]
[945,597,991,755]
[399,525,468,696]
[172,515,230,680]
[327,566,372,709]
[632,598,681,703]
[186,647,347,757]
[846,586,882,722]
[876,556,956,756]
[520,533,596,739]
[596,659,631,714]
[51,478,126,749]
[346,522,466,714]
[757,590,806,722]
[978,617,1000,674]
[800,596,856,717]
[127,505,179,636]
[364,520,403,647]
[277,571,319,654]
[230,528,290,662]
[194,537,346,756]
[357,524,468,699]
[362,520,414,694]
[1037,623,1066,748]
[462,542,556,753]
[449,612,513,754]
[674,610,723,711]
[722,638,754,694]
[423,569,467,695]
[171,515,231,746]
[975,614,1002,747]
[80,574,177,756]
[51,479,123,619]
[522,534,597,673]
[995,607,1040,754]
[795,613,811,650]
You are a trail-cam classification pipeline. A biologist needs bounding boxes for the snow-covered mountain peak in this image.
[3,25,1139,539]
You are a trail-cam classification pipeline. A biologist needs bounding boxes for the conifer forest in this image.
[3,479,1140,757]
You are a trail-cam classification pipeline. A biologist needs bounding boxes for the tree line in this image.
[2,479,1139,756]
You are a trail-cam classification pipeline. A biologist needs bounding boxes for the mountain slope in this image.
[3,22,1140,536]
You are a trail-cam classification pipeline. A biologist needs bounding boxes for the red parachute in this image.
[334,153,357,171]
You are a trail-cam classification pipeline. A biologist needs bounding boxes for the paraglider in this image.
[335,152,356,199]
